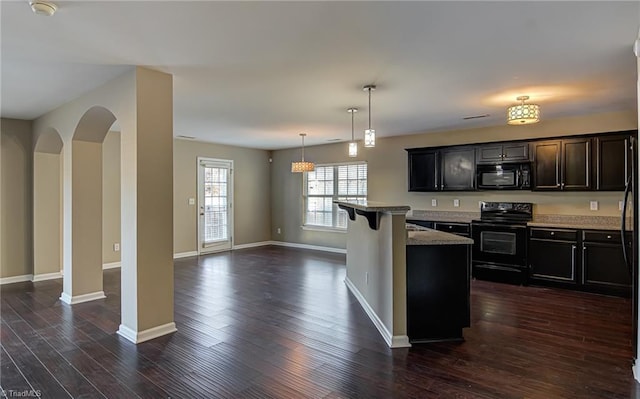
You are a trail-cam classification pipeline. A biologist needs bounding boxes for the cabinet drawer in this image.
[406,220,434,229]
[529,228,578,241]
[582,230,621,243]
[434,222,470,235]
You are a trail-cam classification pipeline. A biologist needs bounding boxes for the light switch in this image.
[453,199,460,208]
[431,199,437,207]
[590,201,598,211]
[188,198,195,205]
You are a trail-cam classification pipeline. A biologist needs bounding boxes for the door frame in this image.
[197,157,234,254]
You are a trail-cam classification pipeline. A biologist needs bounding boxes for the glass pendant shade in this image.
[348,141,358,157]
[364,129,375,148]
[507,96,540,125]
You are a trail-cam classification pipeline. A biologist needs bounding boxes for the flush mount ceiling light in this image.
[29,1,58,16]
[363,84,376,147]
[291,133,315,173]
[347,108,358,157]
[507,95,540,125]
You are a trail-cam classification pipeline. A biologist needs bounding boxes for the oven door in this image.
[471,222,527,267]
[476,165,520,189]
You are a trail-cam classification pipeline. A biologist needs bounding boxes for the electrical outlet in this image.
[366,272,369,285]
[277,227,281,234]
[619,200,624,211]
[453,199,460,207]
[590,201,599,211]
[113,243,120,252]
[431,199,437,207]
[188,198,195,205]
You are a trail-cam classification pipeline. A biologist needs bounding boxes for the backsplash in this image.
[406,191,625,217]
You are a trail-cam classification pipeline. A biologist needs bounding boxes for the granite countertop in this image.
[406,210,479,223]
[528,214,631,231]
[406,224,474,246]
[334,200,410,213]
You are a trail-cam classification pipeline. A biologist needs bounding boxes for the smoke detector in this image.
[30,1,58,16]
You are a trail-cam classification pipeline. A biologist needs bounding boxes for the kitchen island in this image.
[334,200,473,347]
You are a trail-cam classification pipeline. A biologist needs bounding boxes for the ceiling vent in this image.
[463,114,490,120]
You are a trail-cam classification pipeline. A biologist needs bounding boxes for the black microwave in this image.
[476,163,531,190]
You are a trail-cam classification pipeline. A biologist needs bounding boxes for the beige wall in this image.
[173,139,272,254]
[271,109,638,249]
[1,119,33,278]
[33,152,61,276]
[102,131,121,264]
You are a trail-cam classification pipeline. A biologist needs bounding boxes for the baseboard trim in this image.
[60,291,106,305]
[117,322,177,344]
[633,361,640,383]
[233,241,272,250]
[31,272,62,282]
[271,241,346,254]
[343,277,411,348]
[173,251,198,259]
[0,274,34,285]
[103,262,121,270]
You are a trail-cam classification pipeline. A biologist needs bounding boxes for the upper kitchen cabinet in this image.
[532,138,591,191]
[407,149,440,191]
[476,142,530,164]
[441,147,475,191]
[594,133,633,191]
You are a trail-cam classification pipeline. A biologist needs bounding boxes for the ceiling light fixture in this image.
[347,108,358,157]
[507,96,540,125]
[363,85,376,147]
[29,1,58,16]
[291,133,315,173]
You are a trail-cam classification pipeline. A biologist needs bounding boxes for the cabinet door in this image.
[529,239,577,284]
[441,147,475,190]
[502,143,530,162]
[532,140,561,190]
[562,138,591,190]
[595,135,629,191]
[408,150,439,191]
[476,145,504,164]
[582,242,631,295]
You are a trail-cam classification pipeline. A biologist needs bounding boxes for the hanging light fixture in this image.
[363,84,376,147]
[347,108,358,157]
[291,133,315,173]
[507,95,540,125]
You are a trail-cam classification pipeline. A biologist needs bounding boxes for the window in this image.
[304,163,367,229]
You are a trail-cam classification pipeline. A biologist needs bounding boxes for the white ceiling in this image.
[2,1,639,150]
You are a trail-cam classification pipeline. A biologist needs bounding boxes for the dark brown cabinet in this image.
[407,146,474,191]
[408,149,439,191]
[476,142,529,164]
[532,138,591,190]
[581,230,631,296]
[528,228,578,285]
[594,134,632,191]
[440,147,475,190]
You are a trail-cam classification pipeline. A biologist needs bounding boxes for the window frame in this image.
[302,161,367,231]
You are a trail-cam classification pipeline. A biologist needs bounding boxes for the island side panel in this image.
[345,212,394,339]
[391,213,408,342]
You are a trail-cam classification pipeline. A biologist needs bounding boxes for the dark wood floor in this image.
[1,246,639,398]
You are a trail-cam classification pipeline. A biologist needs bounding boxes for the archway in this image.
[60,106,116,304]
[32,128,63,281]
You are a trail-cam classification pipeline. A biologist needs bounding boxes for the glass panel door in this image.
[198,158,233,253]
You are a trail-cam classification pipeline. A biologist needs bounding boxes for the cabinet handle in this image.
[581,246,587,284]
[571,245,577,280]
[550,232,555,236]
[449,226,453,229]
[556,183,561,187]
[607,235,612,239]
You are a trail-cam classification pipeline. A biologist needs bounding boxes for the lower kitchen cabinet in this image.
[527,227,631,297]
[528,228,578,285]
[581,230,632,296]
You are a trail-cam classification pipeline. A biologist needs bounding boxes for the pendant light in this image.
[347,108,358,157]
[291,133,315,173]
[507,95,540,125]
[363,85,376,147]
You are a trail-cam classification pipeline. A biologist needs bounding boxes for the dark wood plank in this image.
[1,246,639,398]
